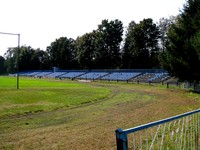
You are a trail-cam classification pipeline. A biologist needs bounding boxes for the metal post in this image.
[115,128,128,150]
[149,81,151,85]
[17,34,20,89]
[0,32,20,89]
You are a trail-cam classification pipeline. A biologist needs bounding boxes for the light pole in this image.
[0,32,20,89]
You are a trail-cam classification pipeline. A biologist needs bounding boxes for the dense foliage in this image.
[0,56,5,73]
[122,18,160,69]
[161,0,200,82]
[46,37,77,69]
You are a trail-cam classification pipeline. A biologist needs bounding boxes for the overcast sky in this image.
[0,0,185,56]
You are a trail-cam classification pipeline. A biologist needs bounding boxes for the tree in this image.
[3,46,51,72]
[192,31,200,59]
[122,21,137,68]
[46,37,77,69]
[122,18,160,69]
[4,47,18,73]
[76,31,97,69]
[158,16,177,53]
[18,46,35,71]
[95,19,123,69]
[162,0,200,82]
[33,49,51,70]
[0,56,5,73]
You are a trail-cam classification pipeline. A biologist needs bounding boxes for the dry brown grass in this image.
[0,82,200,149]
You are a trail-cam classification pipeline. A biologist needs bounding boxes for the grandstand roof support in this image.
[0,32,20,89]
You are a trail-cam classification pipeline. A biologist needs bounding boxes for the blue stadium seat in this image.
[20,72,41,77]
[59,72,86,79]
[46,72,67,78]
[35,72,53,78]
[78,72,109,80]
[102,72,141,81]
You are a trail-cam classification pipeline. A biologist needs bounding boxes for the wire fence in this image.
[184,83,200,93]
[116,109,200,150]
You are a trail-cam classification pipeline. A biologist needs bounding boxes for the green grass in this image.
[0,76,111,117]
[0,76,200,149]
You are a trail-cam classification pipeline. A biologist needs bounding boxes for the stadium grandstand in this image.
[11,69,171,83]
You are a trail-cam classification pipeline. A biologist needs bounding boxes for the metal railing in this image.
[184,83,200,93]
[116,109,200,150]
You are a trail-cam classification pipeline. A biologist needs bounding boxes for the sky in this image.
[0,0,186,56]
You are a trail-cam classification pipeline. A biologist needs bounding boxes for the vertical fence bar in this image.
[146,128,149,150]
[115,128,128,150]
[196,113,200,150]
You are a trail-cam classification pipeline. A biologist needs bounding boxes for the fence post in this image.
[167,82,169,88]
[115,128,128,150]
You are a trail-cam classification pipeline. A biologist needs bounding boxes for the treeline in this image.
[0,0,200,82]
[0,18,172,71]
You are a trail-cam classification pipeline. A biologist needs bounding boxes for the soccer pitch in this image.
[0,76,200,149]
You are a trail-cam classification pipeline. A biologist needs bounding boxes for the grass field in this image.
[0,77,110,117]
[0,76,200,149]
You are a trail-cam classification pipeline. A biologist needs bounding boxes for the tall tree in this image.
[158,16,177,53]
[162,0,200,82]
[46,37,77,69]
[18,46,35,71]
[122,21,137,68]
[31,48,51,70]
[192,31,200,60]
[4,47,18,73]
[0,56,5,73]
[76,31,97,69]
[95,19,123,69]
[122,18,160,69]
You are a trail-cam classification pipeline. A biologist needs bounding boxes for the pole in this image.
[17,34,20,89]
[0,32,20,89]
[115,128,128,150]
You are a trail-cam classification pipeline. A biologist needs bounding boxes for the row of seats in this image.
[133,73,170,83]
[59,72,86,79]
[35,72,52,77]
[78,72,108,80]
[14,71,170,83]
[101,72,141,81]
[147,73,170,82]
[45,72,66,78]
[19,72,41,76]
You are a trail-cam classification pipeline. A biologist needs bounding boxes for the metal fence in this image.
[184,83,200,93]
[116,109,200,150]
